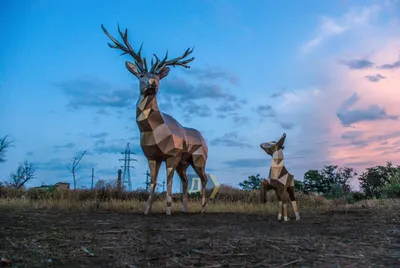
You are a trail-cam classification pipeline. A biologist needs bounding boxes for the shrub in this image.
[382,168,400,198]
[324,183,345,199]
[351,191,367,202]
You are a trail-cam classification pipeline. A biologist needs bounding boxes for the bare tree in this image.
[8,160,36,189]
[0,135,14,163]
[66,151,86,189]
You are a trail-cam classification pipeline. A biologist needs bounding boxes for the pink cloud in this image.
[273,7,400,189]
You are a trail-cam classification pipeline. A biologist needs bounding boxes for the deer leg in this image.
[281,186,289,222]
[192,165,208,213]
[144,160,162,215]
[176,162,190,213]
[287,186,300,220]
[165,157,180,216]
[273,187,283,220]
[260,180,268,204]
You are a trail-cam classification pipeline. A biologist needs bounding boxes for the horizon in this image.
[1,0,400,193]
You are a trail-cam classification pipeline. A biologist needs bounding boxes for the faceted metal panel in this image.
[101,24,209,216]
[260,133,301,221]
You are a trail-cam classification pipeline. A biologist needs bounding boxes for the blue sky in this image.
[1,0,400,192]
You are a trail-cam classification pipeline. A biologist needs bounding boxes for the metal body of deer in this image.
[101,24,209,216]
[260,133,300,221]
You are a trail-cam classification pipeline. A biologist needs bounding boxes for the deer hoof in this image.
[166,207,172,216]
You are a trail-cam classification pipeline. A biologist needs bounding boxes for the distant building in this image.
[55,182,70,190]
[32,182,70,191]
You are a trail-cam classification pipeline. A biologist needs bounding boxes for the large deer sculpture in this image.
[101,24,209,216]
[260,133,301,221]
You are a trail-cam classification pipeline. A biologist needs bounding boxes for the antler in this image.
[101,24,148,73]
[150,47,195,73]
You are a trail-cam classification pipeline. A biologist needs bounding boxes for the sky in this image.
[1,0,399,192]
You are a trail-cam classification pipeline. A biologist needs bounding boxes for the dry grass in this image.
[1,185,399,214]
[1,185,400,267]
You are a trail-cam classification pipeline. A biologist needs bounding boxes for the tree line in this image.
[239,163,400,201]
[2,134,400,200]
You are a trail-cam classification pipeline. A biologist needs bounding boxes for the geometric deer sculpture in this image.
[260,133,300,221]
[101,24,209,216]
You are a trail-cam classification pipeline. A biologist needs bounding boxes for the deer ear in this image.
[276,133,286,148]
[158,67,170,80]
[125,61,139,78]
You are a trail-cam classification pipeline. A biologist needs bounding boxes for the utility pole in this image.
[91,168,94,189]
[117,169,122,192]
[118,143,137,191]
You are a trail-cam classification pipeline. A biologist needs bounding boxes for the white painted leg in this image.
[278,201,283,220]
[283,203,289,221]
[291,201,301,220]
[182,197,188,212]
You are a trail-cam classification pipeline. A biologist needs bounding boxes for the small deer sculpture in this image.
[101,24,209,216]
[260,133,300,221]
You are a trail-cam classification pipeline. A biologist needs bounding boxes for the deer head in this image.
[260,133,286,156]
[101,24,195,96]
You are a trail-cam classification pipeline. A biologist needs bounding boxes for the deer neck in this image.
[136,94,164,132]
[271,149,284,167]
[269,150,284,180]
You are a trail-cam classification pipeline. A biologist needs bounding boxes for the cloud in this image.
[378,58,400,69]
[57,75,242,123]
[96,168,121,177]
[231,114,249,125]
[93,141,142,155]
[255,105,277,118]
[339,59,374,69]
[270,92,284,98]
[210,132,252,148]
[179,101,213,122]
[53,143,75,151]
[279,122,295,130]
[56,77,137,111]
[301,4,381,53]
[341,130,369,147]
[89,132,109,139]
[269,88,290,98]
[222,158,266,168]
[94,138,106,147]
[35,158,96,172]
[365,74,386,82]
[341,130,400,148]
[162,77,237,102]
[336,93,398,126]
[252,103,296,130]
[161,76,244,121]
[34,159,68,172]
[215,99,247,113]
[186,66,240,85]
[217,112,249,126]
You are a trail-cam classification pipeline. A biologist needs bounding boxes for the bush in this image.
[382,169,400,198]
[351,191,367,202]
[382,184,400,198]
[324,183,345,199]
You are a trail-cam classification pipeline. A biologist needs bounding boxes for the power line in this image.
[118,143,137,191]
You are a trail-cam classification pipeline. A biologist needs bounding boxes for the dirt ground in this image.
[0,207,399,268]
